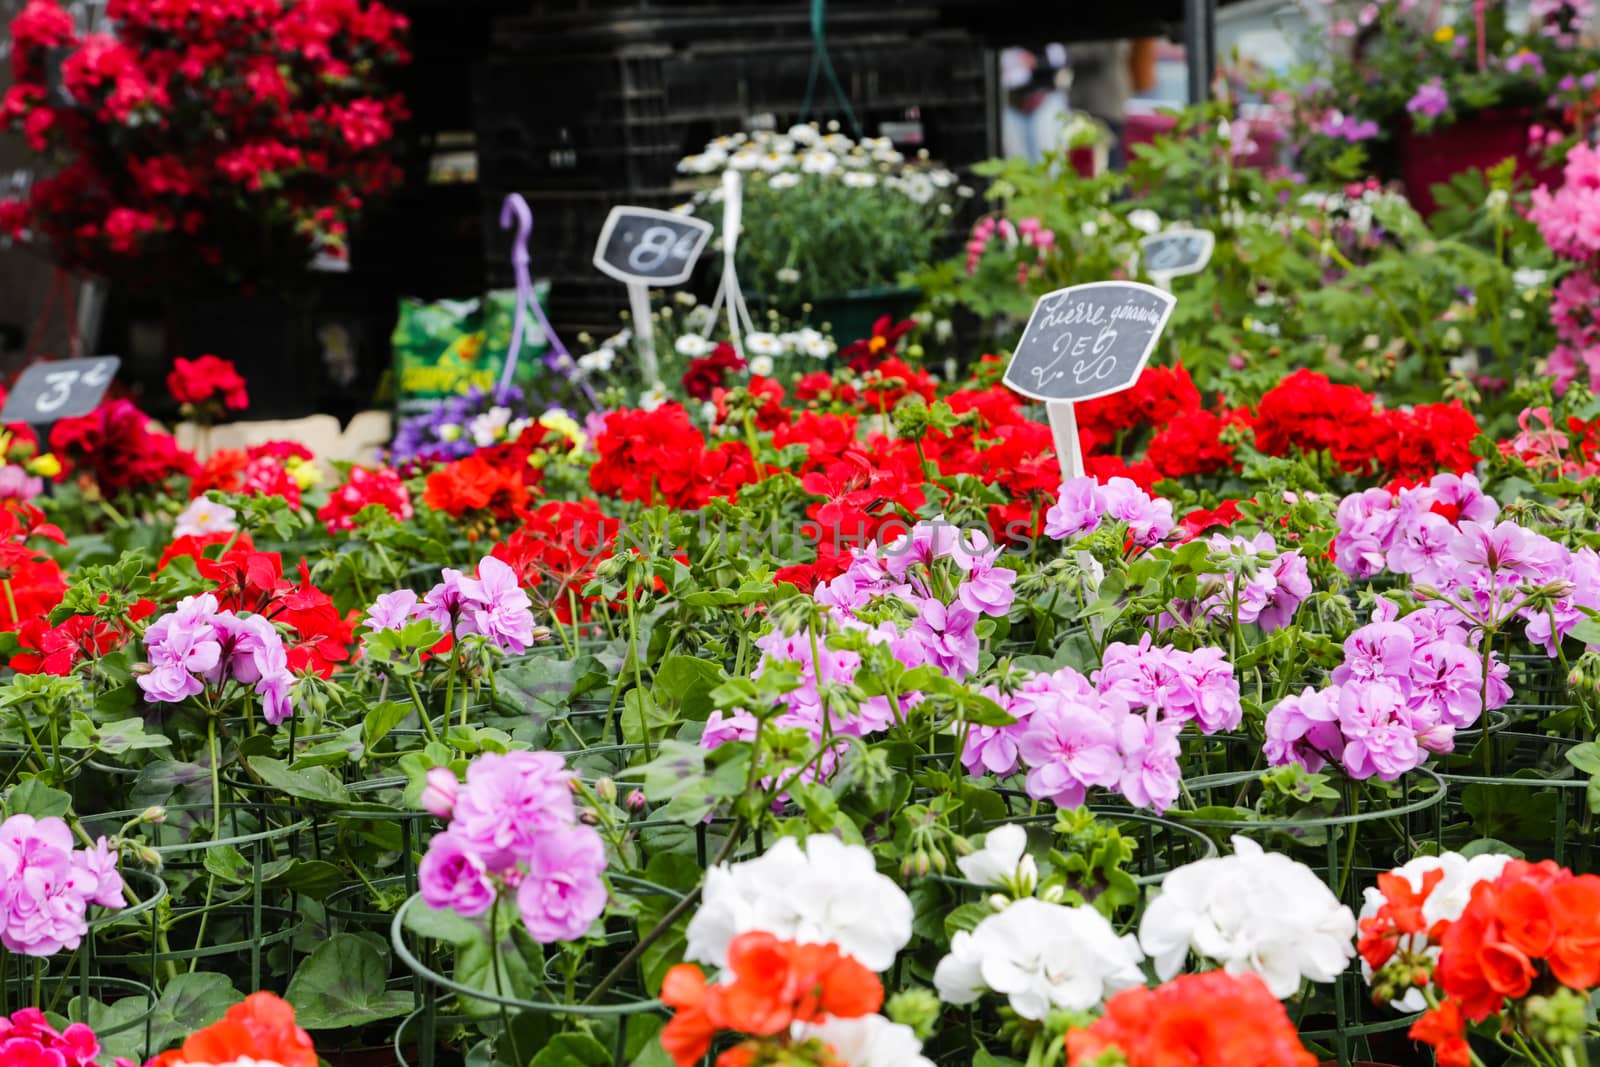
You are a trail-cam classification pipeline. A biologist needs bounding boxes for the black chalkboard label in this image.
[1002,282,1176,403]
[2,356,120,423]
[593,207,714,286]
[1141,229,1214,278]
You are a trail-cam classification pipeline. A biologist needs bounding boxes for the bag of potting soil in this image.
[391,283,550,417]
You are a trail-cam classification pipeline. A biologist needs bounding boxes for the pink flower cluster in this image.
[967,636,1242,813]
[0,815,124,957]
[1266,600,1510,782]
[138,592,294,724]
[418,751,607,944]
[1190,532,1312,633]
[1530,144,1600,390]
[703,520,1017,781]
[0,1008,117,1066]
[1334,473,1600,654]
[365,555,535,654]
[1045,477,1174,548]
[965,215,1056,279]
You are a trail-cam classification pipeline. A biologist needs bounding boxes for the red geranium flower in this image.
[151,993,316,1067]
[167,354,249,411]
[839,315,914,374]
[682,342,747,401]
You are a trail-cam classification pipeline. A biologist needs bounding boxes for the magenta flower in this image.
[418,831,496,918]
[1405,78,1449,119]
[459,556,536,654]
[1264,687,1344,773]
[1100,477,1174,547]
[908,597,981,679]
[515,824,608,943]
[1044,478,1104,540]
[957,554,1017,618]
[1017,697,1124,808]
[451,751,577,869]
[1449,520,1563,581]
[1385,511,1457,582]
[1407,640,1486,729]
[1117,716,1181,812]
[421,767,460,819]
[1335,680,1423,781]
[1331,622,1415,686]
[365,589,420,632]
[0,815,124,957]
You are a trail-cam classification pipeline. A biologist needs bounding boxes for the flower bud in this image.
[625,789,647,812]
[141,806,167,825]
[594,777,618,804]
[136,845,163,872]
[885,989,941,1039]
[420,767,459,819]
[1527,987,1587,1047]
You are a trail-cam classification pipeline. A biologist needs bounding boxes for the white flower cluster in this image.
[1138,836,1357,998]
[933,897,1145,1020]
[1358,850,1513,1010]
[797,1015,935,1067]
[676,124,960,207]
[684,834,914,972]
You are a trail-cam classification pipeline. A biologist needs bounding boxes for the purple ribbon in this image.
[496,193,596,409]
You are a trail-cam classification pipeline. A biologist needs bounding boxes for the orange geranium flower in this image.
[658,932,883,1067]
[1410,1000,1471,1067]
[150,992,316,1067]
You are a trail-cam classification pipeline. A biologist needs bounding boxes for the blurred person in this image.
[1001,44,1070,163]
[1068,39,1132,168]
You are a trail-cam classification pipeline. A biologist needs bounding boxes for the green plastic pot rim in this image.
[389,893,665,1017]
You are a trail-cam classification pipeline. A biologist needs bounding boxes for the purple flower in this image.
[1331,622,1415,686]
[138,594,223,703]
[451,751,576,869]
[365,589,420,632]
[1264,687,1344,773]
[1336,681,1423,781]
[418,831,496,918]
[1430,472,1499,524]
[1406,78,1449,120]
[1260,550,1312,631]
[418,568,473,631]
[1386,511,1457,583]
[515,824,608,943]
[1117,716,1181,812]
[1449,520,1563,581]
[73,837,124,909]
[459,556,536,654]
[1044,478,1104,540]
[908,598,980,679]
[1408,640,1486,729]
[1017,697,1124,808]
[1101,477,1174,547]
[958,554,1017,618]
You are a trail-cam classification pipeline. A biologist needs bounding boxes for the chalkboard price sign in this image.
[1002,282,1176,404]
[1,356,120,424]
[593,207,714,286]
[1141,229,1215,279]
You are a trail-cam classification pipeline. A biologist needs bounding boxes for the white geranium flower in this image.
[1513,268,1548,290]
[842,171,878,189]
[576,348,616,373]
[685,835,913,972]
[1359,851,1513,1010]
[746,332,784,357]
[934,898,1144,1020]
[674,334,714,358]
[639,384,670,411]
[1127,208,1162,234]
[468,406,513,446]
[1139,836,1357,999]
[797,1015,933,1067]
[958,824,1037,898]
[174,497,237,538]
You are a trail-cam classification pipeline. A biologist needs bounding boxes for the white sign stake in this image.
[1045,400,1085,478]
[627,281,659,386]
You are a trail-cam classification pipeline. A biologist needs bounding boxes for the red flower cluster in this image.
[190,447,303,508]
[797,437,926,577]
[151,992,316,1067]
[11,598,156,674]
[683,342,747,402]
[2,0,408,283]
[926,384,1058,540]
[1252,370,1480,480]
[491,499,618,623]
[50,398,197,495]
[318,466,412,532]
[0,502,66,632]
[1434,860,1600,1021]
[589,404,756,510]
[166,354,248,413]
[423,454,529,521]
[660,932,882,1067]
[839,315,914,374]
[1065,971,1316,1067]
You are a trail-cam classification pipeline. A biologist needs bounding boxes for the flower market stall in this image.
[2,1,1600,1066]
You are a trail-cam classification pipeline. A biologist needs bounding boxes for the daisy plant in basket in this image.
[1361,853,1600,1067]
